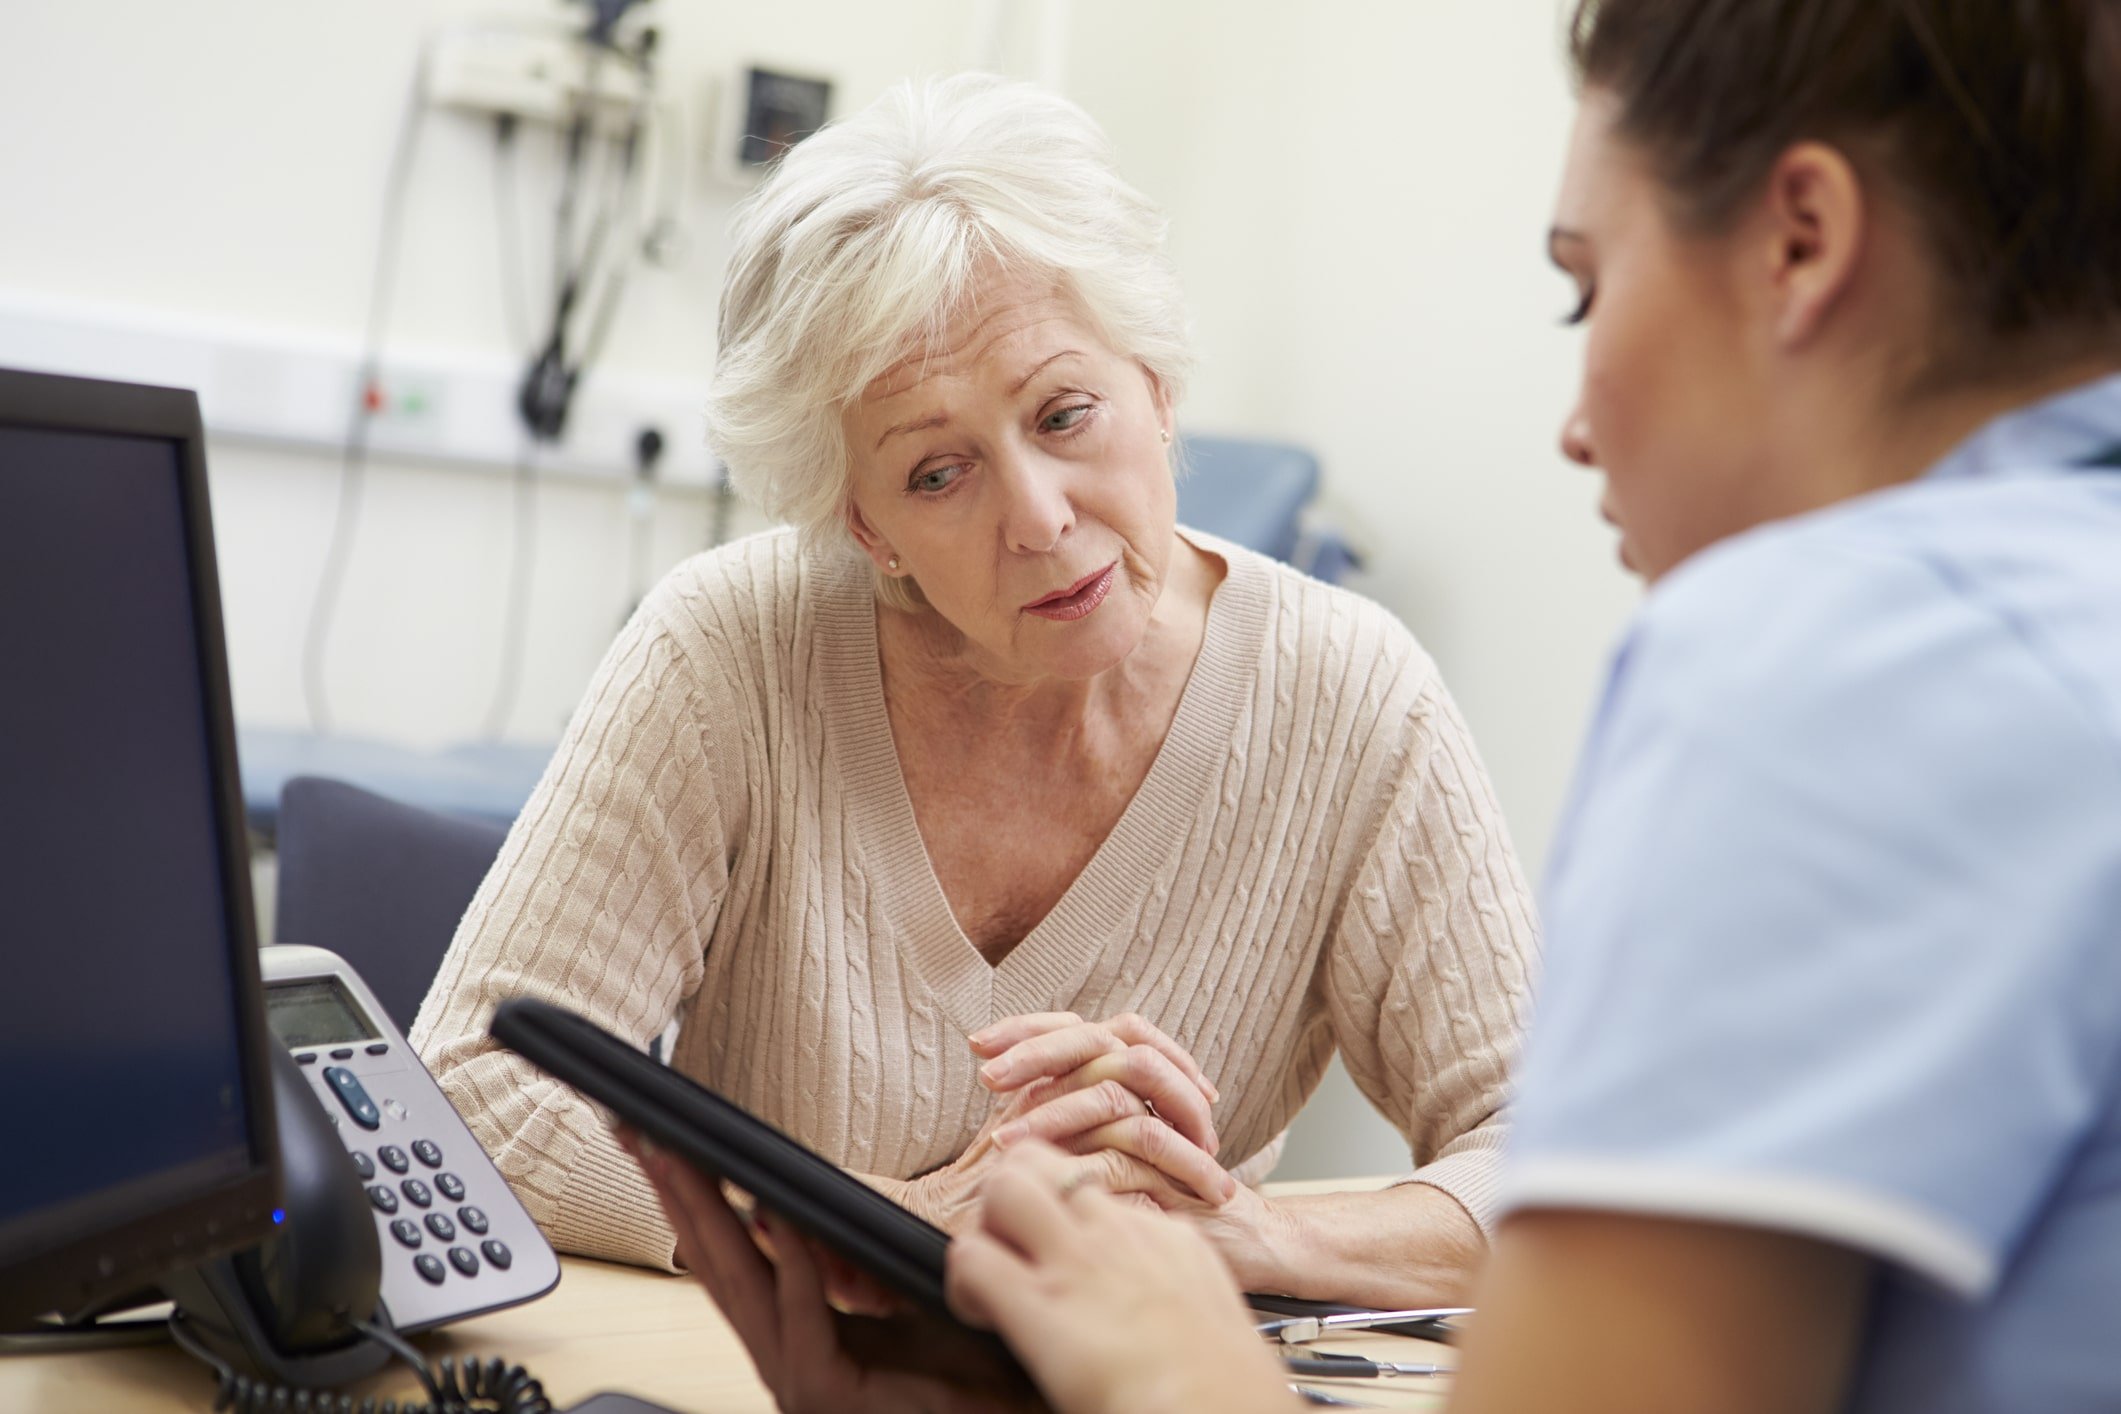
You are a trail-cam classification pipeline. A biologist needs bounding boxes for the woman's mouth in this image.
[1022,562,1118,621]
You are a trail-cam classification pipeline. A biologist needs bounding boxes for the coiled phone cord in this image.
[168,1309,555,1414]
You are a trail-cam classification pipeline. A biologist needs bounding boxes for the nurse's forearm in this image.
[1448,1211,1867,1414]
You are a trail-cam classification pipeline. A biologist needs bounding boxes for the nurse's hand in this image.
[625,1132,1039,1414]
[946,1140,1300,1414]
[976,1113,1328,1311]
[897,1013,1237,1233]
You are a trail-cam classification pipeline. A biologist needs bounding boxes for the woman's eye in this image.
[1042,404,1092,432]
[1561,287,1596,327]
[911,463,964,494]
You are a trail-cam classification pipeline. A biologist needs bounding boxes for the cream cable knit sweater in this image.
[412,528,1538,1270]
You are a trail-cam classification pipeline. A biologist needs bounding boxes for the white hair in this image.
[702,72,1193,608]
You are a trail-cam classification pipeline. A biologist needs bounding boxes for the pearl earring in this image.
[1159,428,1170,445]
[887,555,900,571]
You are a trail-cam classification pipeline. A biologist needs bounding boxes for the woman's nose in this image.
[997,457,1075,555]
[1560,410,1597,469]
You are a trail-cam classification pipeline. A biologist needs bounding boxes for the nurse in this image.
[624,2,2121,1411]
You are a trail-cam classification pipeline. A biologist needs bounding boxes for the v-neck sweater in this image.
[412,528,1540,1270]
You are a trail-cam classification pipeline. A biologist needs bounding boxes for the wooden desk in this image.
[0,1180,1452,1412]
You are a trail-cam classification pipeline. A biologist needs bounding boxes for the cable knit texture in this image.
[411,527,1539,1270]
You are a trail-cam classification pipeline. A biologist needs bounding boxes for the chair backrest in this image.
[1174,435,1322,564]
[271,775,510,1033]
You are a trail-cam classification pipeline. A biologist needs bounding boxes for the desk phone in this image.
[259,945,559,1332]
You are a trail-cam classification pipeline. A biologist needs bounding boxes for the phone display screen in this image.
[266,978,377,1048]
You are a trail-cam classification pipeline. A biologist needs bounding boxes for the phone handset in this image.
[161,1044,390,1387]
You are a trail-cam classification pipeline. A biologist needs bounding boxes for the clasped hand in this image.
[909,1011,1238,1230]
[911,1011,1297,1297]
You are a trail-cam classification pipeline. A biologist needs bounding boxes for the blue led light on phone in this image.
[271,1209,286,1225]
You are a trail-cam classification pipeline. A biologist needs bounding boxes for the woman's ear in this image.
[842,498,898,573]
[1141,364,1175,440]
[1759,141,1868,349]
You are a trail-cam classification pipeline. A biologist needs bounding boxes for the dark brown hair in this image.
[1569,0,2121,359]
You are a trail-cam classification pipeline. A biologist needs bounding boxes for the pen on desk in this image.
[1291,1384,1381,1408]
[1257,1306,1472,1346]
[1285,1351,1451,1379]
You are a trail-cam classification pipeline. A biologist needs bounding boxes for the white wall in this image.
[1066,0,1640,1178]
[2,1,1638,1178]
[1,0,994,743]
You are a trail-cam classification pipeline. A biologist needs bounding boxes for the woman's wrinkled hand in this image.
[619,1129,1036,1414]
[945,1140,1299,1414]
[903,1012,1238,1232]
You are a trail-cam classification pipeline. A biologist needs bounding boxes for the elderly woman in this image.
[412,73,1536,1307]
[632,4,2121,1414]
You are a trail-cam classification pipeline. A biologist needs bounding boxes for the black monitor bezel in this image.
[0,366,282,1325]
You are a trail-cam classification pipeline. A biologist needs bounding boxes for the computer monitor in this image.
[0,367,281,1327]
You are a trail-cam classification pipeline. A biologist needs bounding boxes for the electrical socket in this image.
[364,369,447,430]
[426,25,648,127]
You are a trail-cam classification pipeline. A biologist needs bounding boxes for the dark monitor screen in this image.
[0,370,279,1324]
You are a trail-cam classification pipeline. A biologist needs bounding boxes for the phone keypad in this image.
[343,1135,526,1293]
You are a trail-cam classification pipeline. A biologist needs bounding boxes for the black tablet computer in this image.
[490,997,960,1306]
[489,996,1034,1395]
